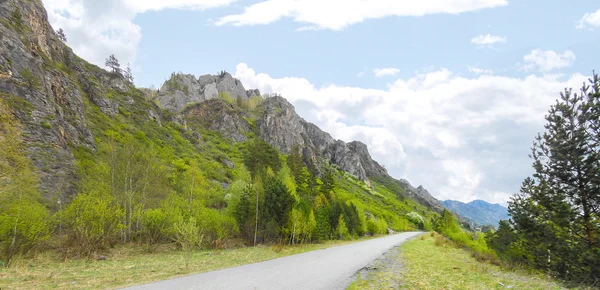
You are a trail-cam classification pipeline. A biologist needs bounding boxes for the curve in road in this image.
[124,232,422,290]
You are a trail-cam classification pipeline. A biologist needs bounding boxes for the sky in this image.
[41,0,600,205]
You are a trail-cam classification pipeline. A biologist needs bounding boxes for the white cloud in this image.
[523,49,576,72]
[468,66,493,75]
[216,0,508,30]
[41,0,235,68]
[576,9,600,29]
[235,63,588,204]
[471,34,506,45]
[373,68,400,77]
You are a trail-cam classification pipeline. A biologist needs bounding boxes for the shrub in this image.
[0,201,50,267]
[195,207,238,248]
[174,217,202,270]
[141,208,171,251]
[63,192,123,258]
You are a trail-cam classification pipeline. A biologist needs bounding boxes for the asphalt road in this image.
[124,232,422,290]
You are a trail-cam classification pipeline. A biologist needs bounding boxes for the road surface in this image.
[124,232,422,290]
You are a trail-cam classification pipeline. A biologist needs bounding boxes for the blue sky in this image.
[42,0,600,205]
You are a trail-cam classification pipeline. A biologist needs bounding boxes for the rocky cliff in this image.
[0,0,159,203]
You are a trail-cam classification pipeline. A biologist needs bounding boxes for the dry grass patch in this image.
[0,238,370,289]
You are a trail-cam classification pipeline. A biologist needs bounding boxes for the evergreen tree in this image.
[123,63,134,83]
[321,169,336,194]
[56,28,67,42]
[263,177,293,240]
[105,54,121,75]
[509,75,600,280]
[315,206,331,241]
[244,139,282,179]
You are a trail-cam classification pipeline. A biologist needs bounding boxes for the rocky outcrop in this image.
[184,99,251,143]
[398,179,444,211]
[157,72,256,112]
[256,96,443,211]
[257,96,374,181]
[348,141,388,177]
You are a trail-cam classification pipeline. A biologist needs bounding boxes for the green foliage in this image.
[63,191,123,257]
[366,217,388,235]
[0,100,50,267]
[485,220,529,264]
[163,72,189,94]
[194,207,238,248]
[41,121,52,129]
[507,75,600,282]
[1,93,34,115]
[174,217,202,270]
[243,138,282,178]
[406,212,426,229]
[141,208,173,251]
[9,6,25,33]
[433,209,496,261]
[263,176,294,239]
[218,92,234,104]
[336,215,351,240]
[20,68,41,90]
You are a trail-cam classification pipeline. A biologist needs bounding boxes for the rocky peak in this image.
[157,71,255,112]
[347,141,388,177]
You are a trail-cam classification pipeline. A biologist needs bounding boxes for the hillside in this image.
[441,200,509,227]
[0,0,441,270]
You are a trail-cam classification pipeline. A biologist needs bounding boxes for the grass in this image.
[348,233,567,290]
[0,238,374,289]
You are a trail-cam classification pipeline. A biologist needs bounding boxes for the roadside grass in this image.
[0,238,373,289]
[349,233,568,290]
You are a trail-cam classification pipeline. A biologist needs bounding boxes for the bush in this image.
[174,217,202,270]
[366,218,388,235]
[141,208,176,251]
[63,192,123,258]
[195,207,239,248]
[0,201,50,267]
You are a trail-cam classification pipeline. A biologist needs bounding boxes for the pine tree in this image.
[56,28,67,42]
[321,169,336,194]
[509,75,600,280]
[123,63,134,83]
[105,54,121,75]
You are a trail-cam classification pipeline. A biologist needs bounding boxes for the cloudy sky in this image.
[41,0,600,205]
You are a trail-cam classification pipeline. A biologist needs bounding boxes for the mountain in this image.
[0,0,441,224]
[441,200,509,227]
[158,74,444,212]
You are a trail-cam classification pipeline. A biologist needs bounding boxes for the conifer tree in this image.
[509,74,600,280]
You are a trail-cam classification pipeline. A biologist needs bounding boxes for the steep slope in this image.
[442,200,509,227]
[0,0,145,203]
[0,0,442,217]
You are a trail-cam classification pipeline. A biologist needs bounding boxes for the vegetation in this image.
[0,62,435,286]
[0,100,51,267]
[486,74,600,285]
[350,233,566,289]
[105,54,121,75]
[56,28,67,42]
[163,72,190,94]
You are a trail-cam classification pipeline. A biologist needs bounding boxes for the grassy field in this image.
[0,238,371,289]
[349,233,567,290]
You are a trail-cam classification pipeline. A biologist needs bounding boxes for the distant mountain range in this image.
[441,200,509,227]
